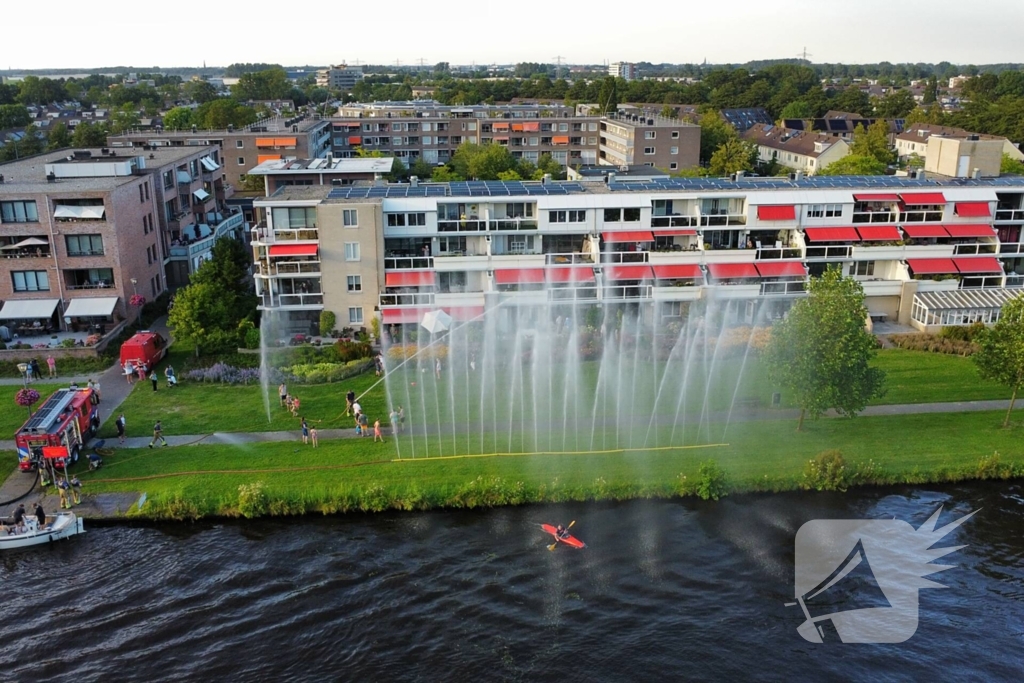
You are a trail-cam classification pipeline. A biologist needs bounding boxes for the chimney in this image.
[972,168,982,180]
[606,171,616,184]
[794,170,804,181]
[734,170,745,181]
[542,173,552,185]
[410,175,419,187]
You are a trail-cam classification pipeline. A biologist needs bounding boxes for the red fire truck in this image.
[15,388,99,472]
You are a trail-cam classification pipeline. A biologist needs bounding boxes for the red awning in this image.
[953,257,1003,274]
[652,229,697,236]
[757,205,796,221]
[901,225,949,238]
[385,270,435,287]
[602,231,654,243]
[755,261,806,277]
[906,258,958,275]
[856,226,902,241]
[652,264,702,279]
[954,202,991,218]
[899,192,946,205]
[943,224,996,238]
[804,227,860,242]
[707,262,759,279]
[493,268,546,285]
[443,306,486,321]
[547,267,595,283]
[381,307,431,324]
[268,244,318,257]
[604,265,653,280]
[853,193,900,202]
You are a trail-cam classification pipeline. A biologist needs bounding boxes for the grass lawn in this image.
[81,409,1024,519]
[0,450,17,481]
[99,347,1010,438]
[0,383,64,436]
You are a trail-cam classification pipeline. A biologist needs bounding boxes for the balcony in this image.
[548,286,599,302]
[853,211,897,224]
[602,284,653,301]
[953,243,998,256]
[385,256,433,270]
[438,219,485,233]
[545,252,594,265]
[899,211,943,223]
[805,245,852,260]
[600,250,649,264]
[1006,274,1024,289]
[860,280,904,297]
[704,283,761,299]
[755,246,802,260]
[699,213,746,227]
[168,211,245,262]
[999,243,1024,255]
[257,261,321,277]
[490,219,538,231]
[259,292,324,310]
[652,285,703,302]
[760,281,807,296]
[959,275,1005,289]
[652,215,699,228]
[380,292,435,307]
[995,209,1024,221]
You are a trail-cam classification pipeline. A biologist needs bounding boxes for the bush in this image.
[696,460,727,501]
[184,362,261,384]
[238,481,269,518]
[802,449,849,492]
[334,340,373,362]
[386,344,449,362]
[319,310,336,338]
[939,322,986,342]
[281,359,373,384]
[889,333,978,356]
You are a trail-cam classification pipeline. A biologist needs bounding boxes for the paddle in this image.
[547,520,576,551]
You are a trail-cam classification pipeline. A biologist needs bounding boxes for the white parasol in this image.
[420,309,452,334]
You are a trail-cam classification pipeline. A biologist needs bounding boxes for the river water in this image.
[1,482,1022,682]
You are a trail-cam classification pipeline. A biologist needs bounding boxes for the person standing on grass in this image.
[310,426,318,448]
[24,360,33,383]
[150,370,158,392]
[115,413,126,444]
[279,383,288,407]
[290,396,300,417]
[31,359,41,382]
[149,420,168,448]
[352,400,361,417]
[125,360,134,384]
[358,412,369,437]
[137,363,147,383]
[301,417,309,445]
[345,389,356,416]
[46,354,56,378]
[390,408,399,435]
[165,365,177,388]
[373,418,383,442]
[435,357,441,380]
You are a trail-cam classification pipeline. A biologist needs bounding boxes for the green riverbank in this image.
[77,409,1023,520]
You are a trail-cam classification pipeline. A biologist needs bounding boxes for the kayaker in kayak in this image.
[555,524,568,539]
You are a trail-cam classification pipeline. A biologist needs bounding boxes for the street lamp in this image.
[130,278,139,330]
[16,362,31,417]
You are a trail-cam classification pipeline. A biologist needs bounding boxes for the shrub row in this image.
[888,333,978,356]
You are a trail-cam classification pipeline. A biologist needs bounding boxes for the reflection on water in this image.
[1,482,1021,681]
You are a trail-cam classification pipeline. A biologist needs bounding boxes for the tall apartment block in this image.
[608,63,637,81]
[249,174,1024,336]
[316,64,364,92]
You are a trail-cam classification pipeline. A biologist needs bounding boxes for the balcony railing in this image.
[602,284,653,300]
[265,261,321,276]
[384,256,433,270]
[1,249,52,259]
[995,209,1024,221]
[545,252,595,265]
[999,243,1024,255]
[260,293,324,308]
[899,211,943,223]
[853,211,897,224]
[548,286,599,302]
[953,243,998,255]
[438,220,485,233]
[960,275,1005,289]
[379,293,435,307]
[805,245,852,259]
[700,214,746,227]
[600,251,648,264]
[760,280,807,296]
[65,282,115,290]
[1006,275,1024,289]
[651,215,699,228]
[756,247,803,260]
[490,219,538,231]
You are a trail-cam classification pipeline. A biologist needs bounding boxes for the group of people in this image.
[279,383,301,416]
[124,360,177,391]
[3,503,48,536]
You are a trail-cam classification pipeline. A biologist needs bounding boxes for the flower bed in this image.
[184,362,261,385]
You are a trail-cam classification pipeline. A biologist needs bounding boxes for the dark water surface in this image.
[2,483,1022,682]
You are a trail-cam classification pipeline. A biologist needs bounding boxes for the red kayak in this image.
[541,524,586,549]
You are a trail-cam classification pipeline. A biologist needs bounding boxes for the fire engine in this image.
[15,388,99,472]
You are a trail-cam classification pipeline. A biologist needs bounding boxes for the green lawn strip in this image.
[0,450,18,481]
[1,383,65,436]
[869,349,1008,404]
[80,410,1024,518]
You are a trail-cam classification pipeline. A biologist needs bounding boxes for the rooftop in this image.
[247,156,394,175]
[0,147,217,193]
[109,115,329,139]
[743,124,845,158]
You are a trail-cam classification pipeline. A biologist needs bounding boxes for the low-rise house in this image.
[744,124,851,175]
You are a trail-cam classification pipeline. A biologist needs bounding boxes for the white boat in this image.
[0,511,85,550]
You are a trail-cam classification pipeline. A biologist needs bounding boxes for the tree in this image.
[231,68,292,101]
[0,104,30,130]
[597,77,619,113]
[763,267,886,430]
[973,294,1024,427]
[431,165,461,182]
[832,87,873,117]
[849,120,894,165]
[46,122,72,150]
[183,80,219,104]
[778,100,813,120]
[873,89,917,118]
[818,154,887,176]
[1002,154,1024,175]
[162,106,195,130]
[448,143,518,180]
[409,157,435,180]
[109,104,140,134]
[708,138,756,176]
[922,76,939,105]
[238,174,267,192]
[71,121,108,147]
[904,105,945,126]
[194,99,257,129]
[697,113,738,166]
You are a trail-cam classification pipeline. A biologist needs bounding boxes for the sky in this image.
[3,0,1024,71]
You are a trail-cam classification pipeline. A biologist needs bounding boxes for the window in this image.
[623,208,641,222]
[139,184,145,203]
[237,157,245,165]
[437,236,466,253]
[348,307,363,324]
[408,213,426,226]
[853,261,875,276]
[344,242,360,261]
[825,204,841,217]
[645,131,656,139]
[65,234,104,256]
[670,163,678,170]
[568,210,585,222]
[162,170,174,189]
[1,200,38,223]
[644,147,655,155]
[272,207,317,229]
[347,275,362,292]
[236,140,244,148]
[670,146,679,155]
[807,204,842,218]
[604,208,622,222]
[671,131,680,139]
[549,210,566,223]
[144,182,150,201]
[387,213,406,227]
[12,270,49,291]
[343,209,358,227]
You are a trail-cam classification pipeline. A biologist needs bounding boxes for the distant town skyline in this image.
[5,0,1024,71]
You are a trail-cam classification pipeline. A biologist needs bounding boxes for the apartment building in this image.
[744,124,851,175]
[0,149,172,329]
[107,115,332,188]
[249,174,1024,336]
[599,114,701,171]
[895,124,1024,175]
[782,111,905,141]
[316,64,364,92]
[246,156,395,195]
[608,63,637,81]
